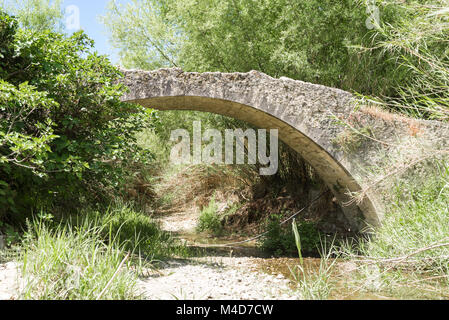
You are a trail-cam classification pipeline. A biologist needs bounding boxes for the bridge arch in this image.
[120,68,383,231]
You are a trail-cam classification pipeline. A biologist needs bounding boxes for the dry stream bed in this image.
[1,208,448,300]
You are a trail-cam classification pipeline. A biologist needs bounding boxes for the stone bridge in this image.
[120,68,449,231]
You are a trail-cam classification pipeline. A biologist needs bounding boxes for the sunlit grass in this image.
[18,202,190,300]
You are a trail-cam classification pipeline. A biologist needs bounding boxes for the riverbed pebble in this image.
[138,256,300,300]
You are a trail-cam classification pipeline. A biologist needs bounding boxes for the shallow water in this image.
[174,231,449,300]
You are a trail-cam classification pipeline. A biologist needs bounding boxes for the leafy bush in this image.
[0,11,154,223]
[259,214,321,256]
[105,0,448,121]
[196,197,223,236]
[1,0,65,32]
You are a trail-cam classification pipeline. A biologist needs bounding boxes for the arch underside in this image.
[126,95,381,231]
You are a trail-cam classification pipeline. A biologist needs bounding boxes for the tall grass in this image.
[196,196,223,236]
[259,215,322,256]
[290,220,336,300]
[359,1,449,121]
[354,161,449,270]
[338,1,449,294]
[20,218,140,300]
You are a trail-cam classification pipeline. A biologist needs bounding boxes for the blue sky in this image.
[62,0,130,63]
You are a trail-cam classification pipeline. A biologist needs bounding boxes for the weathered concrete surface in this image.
[120,68,449,231]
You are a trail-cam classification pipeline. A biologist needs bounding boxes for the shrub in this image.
[259,214,321,256]
[0,11,154,223]
[0,220,20,247]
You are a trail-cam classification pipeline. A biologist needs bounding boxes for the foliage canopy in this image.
[103,0,448,120]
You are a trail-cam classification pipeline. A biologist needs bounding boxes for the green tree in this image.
[0,0,64,31]
[103,0,448,120]
[360,0,449,120]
